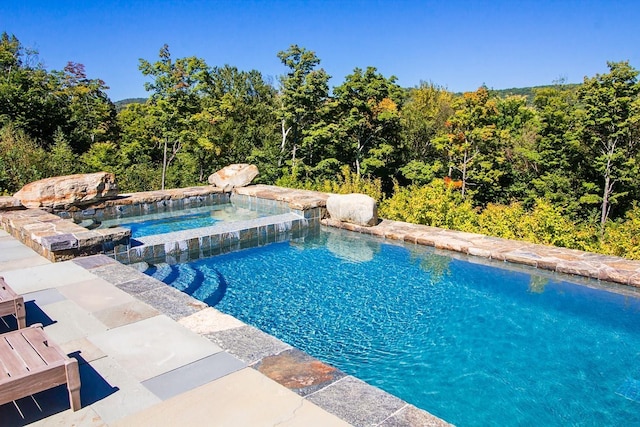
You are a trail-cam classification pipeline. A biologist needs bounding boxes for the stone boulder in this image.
[208,164,259,192]
[326,193,378,227]
[13,172,119,209]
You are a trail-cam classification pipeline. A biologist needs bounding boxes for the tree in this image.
[434,87,498,199]
[0,32,67,146]
[139,44,209,189]
[53,62,118,153]
[530,84,583,215]
[277,45,330,171]
[579,61,640,229]
[401,82,454,160]
[198,65,278,181]
[332,66,404,179]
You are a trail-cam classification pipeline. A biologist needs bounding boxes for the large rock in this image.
[13,172,119,209]
[326,193,378,227]
[208,164,259,192]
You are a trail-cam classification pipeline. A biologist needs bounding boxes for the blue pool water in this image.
[144,227,640,426]
[98,204,267,238]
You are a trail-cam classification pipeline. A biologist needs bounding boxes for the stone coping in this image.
[72,185,226,209]
[321,218,640,288]
[120,213,311,265]
[0,208,129,262]
[234,184,330,210]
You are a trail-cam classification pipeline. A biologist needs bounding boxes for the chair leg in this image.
[15,296,26,329]
[65,358,81,411]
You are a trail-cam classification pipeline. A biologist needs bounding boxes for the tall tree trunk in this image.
[601,174,611,229]
[161,138,168,190]
[278,119,290,167]
[600,139,617,231]
[461,149,468,198]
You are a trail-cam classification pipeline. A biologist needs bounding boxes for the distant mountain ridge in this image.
[114,98,146,111]
[487,83,580,99]
[115,84,581,109]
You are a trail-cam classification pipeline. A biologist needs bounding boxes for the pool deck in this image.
[0,229,447,426]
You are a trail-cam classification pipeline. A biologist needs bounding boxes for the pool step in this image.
[149,263,174,283]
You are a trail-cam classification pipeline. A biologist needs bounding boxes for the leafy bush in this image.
[599,205,640,259]
[277,165,384,201]
[379,179,477,230]
[0,124,48,194]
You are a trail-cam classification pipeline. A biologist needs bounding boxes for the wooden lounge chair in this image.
[0,324,81,412]
[0,276,26,329]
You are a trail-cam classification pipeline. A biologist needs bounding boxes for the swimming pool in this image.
[144,227,640,426]
[96,204,271,238]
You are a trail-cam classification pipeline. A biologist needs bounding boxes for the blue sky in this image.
[2,0,639,101]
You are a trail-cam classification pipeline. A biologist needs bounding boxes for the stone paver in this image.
[113,368,351,427]
[57,277,135,312]
[82,356,161,424]
[0,260,98,294]
[132,285,207,320]
[307,376,406,427]
[206,324,292,365]
[142,352,245,400]
[88,315,222,381]
[41,299,108,344]
[92,299,160,329]
[90,262,149,285]
[380,405,452,427]
[178,306,246,334]
[254,348,347,396]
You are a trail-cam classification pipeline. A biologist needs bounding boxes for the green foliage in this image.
[475,199,585,248]
[600,204,640,259]
[6,31,640,260]
[47,130,78,176]
[380,179,477,230]
[578,61,640,228]
[277,165,383,201]
[0,124,47,194]
[400,160,444,185]
[402,82,453,161]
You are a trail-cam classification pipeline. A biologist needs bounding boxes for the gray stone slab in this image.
[88,315,222,381]
[90,263,146,285]
[379,404,451,427]
[0,261,98,293]
[41,233,78,250]
[60,337,107,365]
[206,325,291,365]
[0,254,51,273]
[134,286,206,321]
[57,278,135,313]
[23,287,67,306]
[84,356,161,424]
[93,300,160,329]
[142,352,245,401]
[42,300,108,344]
[0,238,40,261]
[307,376,406,427]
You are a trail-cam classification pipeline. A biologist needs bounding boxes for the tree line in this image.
[2,32,640,258]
